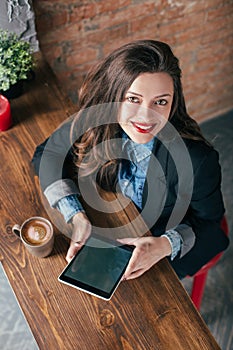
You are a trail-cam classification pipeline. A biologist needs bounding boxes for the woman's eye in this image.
[126,96,140,103]
[155,99,167,105]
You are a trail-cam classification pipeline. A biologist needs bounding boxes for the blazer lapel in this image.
[141,139,170,231]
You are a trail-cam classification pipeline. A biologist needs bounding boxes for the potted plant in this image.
[0,29,35,99]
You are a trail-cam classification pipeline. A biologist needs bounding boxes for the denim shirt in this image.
[56,134,182,259]
[118,134,154,209]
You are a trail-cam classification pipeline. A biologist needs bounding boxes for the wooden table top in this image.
[0,52,221,350]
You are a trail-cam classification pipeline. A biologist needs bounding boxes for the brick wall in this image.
[33,0,233,122]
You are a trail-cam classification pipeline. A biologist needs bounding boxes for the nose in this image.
[135,103,154,121]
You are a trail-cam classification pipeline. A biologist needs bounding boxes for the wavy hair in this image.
[72,40,207,188]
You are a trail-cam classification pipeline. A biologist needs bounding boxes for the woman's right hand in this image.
[66,212,92,263]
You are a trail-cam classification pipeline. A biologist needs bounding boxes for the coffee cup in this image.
[12,216,54,258]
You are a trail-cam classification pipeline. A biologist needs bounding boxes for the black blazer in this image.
[32,120,229,278]
[139,135,229,277]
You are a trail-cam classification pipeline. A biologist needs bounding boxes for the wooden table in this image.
[0,53,221,350]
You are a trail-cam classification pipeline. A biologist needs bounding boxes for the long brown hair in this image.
[72,40,207,187]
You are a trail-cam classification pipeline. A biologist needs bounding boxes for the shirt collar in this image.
[121,131,154,162]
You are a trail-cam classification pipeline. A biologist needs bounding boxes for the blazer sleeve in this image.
[171,146,229,276]
[31,116,80,205]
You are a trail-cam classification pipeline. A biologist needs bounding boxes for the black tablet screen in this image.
[59,234,134,299]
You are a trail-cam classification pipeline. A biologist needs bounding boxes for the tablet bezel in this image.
[58,233,134,300]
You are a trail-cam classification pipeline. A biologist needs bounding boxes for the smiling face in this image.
[118,72,174,143]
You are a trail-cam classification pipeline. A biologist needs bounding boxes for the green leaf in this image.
[0,29,35,91]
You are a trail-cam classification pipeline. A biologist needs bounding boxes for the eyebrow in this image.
[126,91,172,98]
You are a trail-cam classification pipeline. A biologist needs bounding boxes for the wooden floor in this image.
[0,109,232,350]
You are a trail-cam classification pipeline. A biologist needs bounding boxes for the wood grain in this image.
[0,52,221,350]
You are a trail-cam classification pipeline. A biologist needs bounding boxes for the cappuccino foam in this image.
[22,219,52,246]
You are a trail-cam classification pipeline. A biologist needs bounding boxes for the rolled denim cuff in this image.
[161,229,183,260]
[56,194,85,223]
[175,224,196,257]
[44,179,80,207]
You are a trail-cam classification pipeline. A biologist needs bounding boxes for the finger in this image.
[124,268,144,280]
[123,247,141,279]
[66,241,83,263]
[117,237,138,246]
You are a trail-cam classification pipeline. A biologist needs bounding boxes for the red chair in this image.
[190,216,229,310]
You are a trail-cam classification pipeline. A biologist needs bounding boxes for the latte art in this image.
[22,219,52,246]
[34,225,47,240]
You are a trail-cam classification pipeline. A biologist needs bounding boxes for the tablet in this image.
[58,233,134,300]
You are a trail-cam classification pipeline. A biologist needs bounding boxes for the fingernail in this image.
[74,241,82,247]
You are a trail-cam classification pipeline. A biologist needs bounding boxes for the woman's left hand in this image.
[118,236,172,280]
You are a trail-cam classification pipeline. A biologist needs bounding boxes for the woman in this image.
[32,40,229,279]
